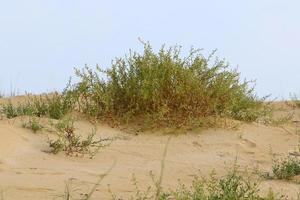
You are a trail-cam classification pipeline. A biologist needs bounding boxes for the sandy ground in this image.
[1,97,300,199]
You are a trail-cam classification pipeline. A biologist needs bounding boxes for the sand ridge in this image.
[0,100,300,199]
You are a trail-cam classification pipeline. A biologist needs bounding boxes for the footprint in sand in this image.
[240,138,257,148]
[236,138,257,155]
[192,141,202,148]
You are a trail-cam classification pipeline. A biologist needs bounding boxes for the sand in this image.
[0,97,300,199]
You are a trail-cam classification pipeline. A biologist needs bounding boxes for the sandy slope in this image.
[0,99,300,199]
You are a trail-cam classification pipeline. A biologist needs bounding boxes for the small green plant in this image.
[267,113,294,126]
[162,170,259,200]
[272,156,300,180]
[43,92,74,119]
[109,167,285,200]
[2,102,19,118]
[2,92,74,119]
[48,127,111,158]
[2,101,34,119]
[55,117,75,133]
[290,94,300,108]
[22,117,43,133]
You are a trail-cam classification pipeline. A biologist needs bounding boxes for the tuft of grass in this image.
[22,117,43,133]
[266,113,294,127]
[291,94,300,109]
[272,156,300,180]
[2,102,20,118]
[162,170,261,200]
[109,167,286,200]
[2,92,74,120]
[55,117,75,133]
[66,42,270,128]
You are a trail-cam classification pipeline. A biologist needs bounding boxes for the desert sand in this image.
[0,97,300,199]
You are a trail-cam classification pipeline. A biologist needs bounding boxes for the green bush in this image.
[2,103,20,118]
[272,156,300,179]
[290,94,300,108]
[22,117,43,133]
[69,43,268,126]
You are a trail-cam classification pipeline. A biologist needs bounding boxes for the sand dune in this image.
[0,98,300,199]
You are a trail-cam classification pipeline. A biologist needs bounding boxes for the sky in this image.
[0,0,299,99]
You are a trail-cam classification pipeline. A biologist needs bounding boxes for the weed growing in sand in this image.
[108,167,285,200]
[2,102,19,118]
[291,94,300,109]
[64,42,270,128]
[22,117,43,133]
[1,101,37,118]
[41,92,74,119]
[160,170,276,200]
[48,126,111,158]
[55,117,75,133]
[259,155,300,180]
[272,156,300,180]
[2,92,74,119]
[267,112,294,126]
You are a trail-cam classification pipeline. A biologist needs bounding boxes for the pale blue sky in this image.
[0,0,299,98]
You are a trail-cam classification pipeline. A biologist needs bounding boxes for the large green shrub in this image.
[69,43,267,126]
